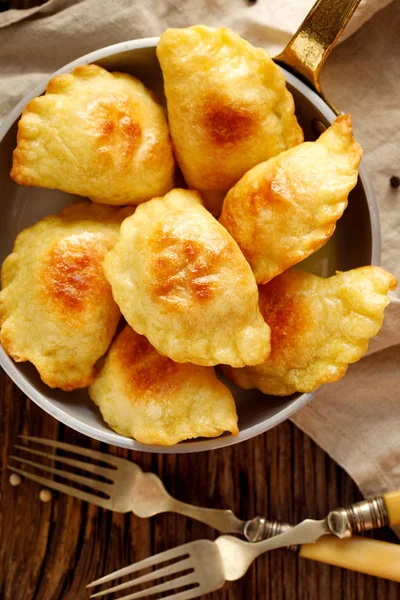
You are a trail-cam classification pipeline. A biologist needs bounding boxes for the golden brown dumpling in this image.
[89,325,239,445]
[103,189,271,367]
[223,267,397,396]
[0,202,132,390]
[11,64,174,205]
[157,26,303,215]
[220,115,362,284]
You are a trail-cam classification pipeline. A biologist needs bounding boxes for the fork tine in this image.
[91,574,198,600]
[9,456,112,495]
[14,445,116,478]
[7,466,111,509]
[19,436,120,467]
[87,544,192,588]
[89,557,193,598]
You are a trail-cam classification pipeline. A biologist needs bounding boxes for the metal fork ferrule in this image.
[244,517,298,550]
[327,496,388,538]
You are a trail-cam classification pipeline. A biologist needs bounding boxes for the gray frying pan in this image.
[0,0,379,452]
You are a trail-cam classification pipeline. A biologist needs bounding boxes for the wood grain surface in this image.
[0,1,399,599]
[0,0,47,10]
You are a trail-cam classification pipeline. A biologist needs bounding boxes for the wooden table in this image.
[0,1,399,599]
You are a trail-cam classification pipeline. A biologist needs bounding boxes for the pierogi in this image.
[220,115,362,283]
[89,325,239,445]
[157,25,303,215]
[11,64,174,205]
[103,189,271,367]
[0,202,132,390]
[223,267,397,396]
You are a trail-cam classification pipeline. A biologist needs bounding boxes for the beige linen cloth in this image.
[0,0,399,509]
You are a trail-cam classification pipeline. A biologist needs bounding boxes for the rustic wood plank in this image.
[0,0,47,9]
[0,0,46,9]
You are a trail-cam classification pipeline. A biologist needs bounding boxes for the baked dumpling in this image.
[89,325,239,445]
[219,115,362,284]
[104,188,271,367]
[11,64,174,205]
[0,202,132,390]
[223,267,397,396]
[157,26,303,215]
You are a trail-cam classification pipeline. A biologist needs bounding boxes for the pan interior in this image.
[0,42,374,452]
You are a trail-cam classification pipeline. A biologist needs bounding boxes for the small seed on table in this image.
[9,473,22,487]
[39,489,52,503]
[390,175,400,188]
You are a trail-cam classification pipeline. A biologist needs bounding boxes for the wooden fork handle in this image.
[300,536,400,582]
[383,489,400,526]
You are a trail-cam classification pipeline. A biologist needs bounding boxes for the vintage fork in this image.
[87,526,400,599]
[8,436,400,544]
[9,435,400,594]
[8,435,270,541]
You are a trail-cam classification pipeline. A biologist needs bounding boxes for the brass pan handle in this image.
[275,0,362,94]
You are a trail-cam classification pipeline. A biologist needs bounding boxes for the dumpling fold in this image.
[157,26,303,215]
[104,188,271,367]
[223,267,397,396]
[11,64,174,205]
[220,115,362,283]
[0,201,132,390]
[89,325,239,445]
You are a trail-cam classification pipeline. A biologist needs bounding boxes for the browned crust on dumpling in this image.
[41,236,112,313]
[11,64,174,205]
[220,115,363,283]
[89,325,239,445]
[223,267,397,396]
[157,26,303,214]
[150,223,233,303]
[103,189,271,367]
[0,202,131,390]
[116,329,181,398]
[202,94,257,148]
